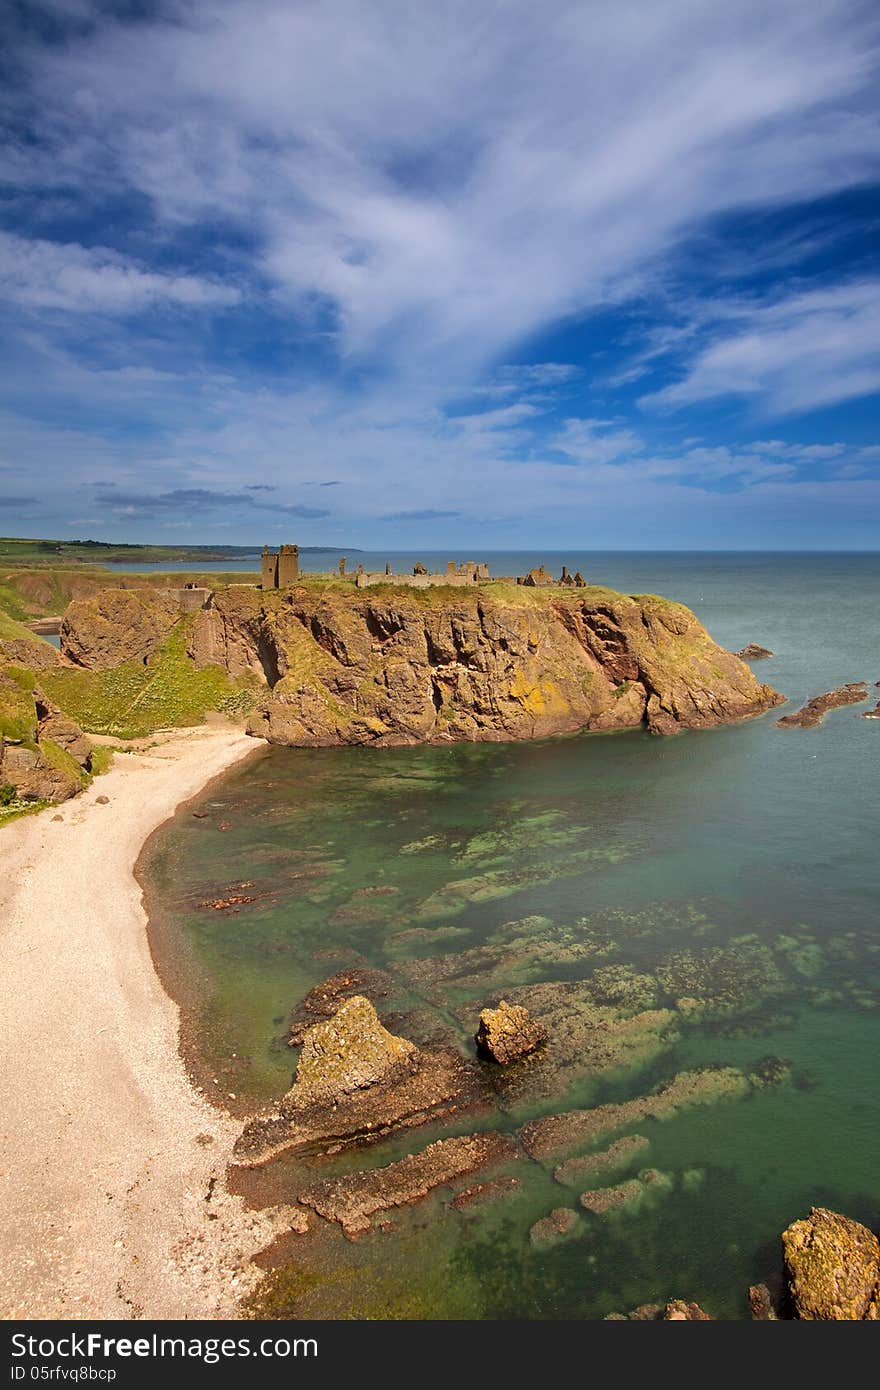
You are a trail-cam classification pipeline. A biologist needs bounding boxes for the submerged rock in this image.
[777,683,869,728]
[782,1207,880,1319]
[520,1067,750,1161]
[580,1178,644,1214]
[553,1134,650,1187]
[529,1206,580,1249]
[579,1167,672,1216]
[297,1131,517,1235]
[451,1175,520,1211]
[475,999,547,1065]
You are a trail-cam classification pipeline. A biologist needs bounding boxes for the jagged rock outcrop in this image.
[0,674,91,802]
[748,1283,782,1320]
[782,1207,880,1319]
[475,1000,547,1065]
[0,635,59,670]
[735,644,773,660]
[61,587,181,669]
[287,968,393,1046]
[234,996,485,1167]
[36,706,93,769]
[60,582,782,745]
[291,995,416,1104]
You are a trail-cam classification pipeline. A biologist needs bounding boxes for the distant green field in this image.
[0,537,350,566]
[0,537,262,566]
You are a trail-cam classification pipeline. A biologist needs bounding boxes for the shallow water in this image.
[143,552,880,1319]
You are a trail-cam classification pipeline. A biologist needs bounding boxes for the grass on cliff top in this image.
[0,671,38,744]
[0,566,264,623]
[284,575,633,607]
[0,604,42,641]
[39,625,261,738]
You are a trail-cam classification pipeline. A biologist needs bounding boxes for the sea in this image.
[139,552,880,1319]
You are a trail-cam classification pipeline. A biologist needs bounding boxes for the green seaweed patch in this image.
[414,844,634,921]
[773,933,825,979]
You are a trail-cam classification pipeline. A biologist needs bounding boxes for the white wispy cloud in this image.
[642,280,880,416]
[0,233,240,314]
[13,0,879,378]
[1,0,879,543]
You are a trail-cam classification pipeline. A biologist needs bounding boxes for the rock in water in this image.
[777,683,869,729]
[609,1299,711,1320]
[298,1131,517,1235]
[782,1207,880,1319]
[287,968,393,1046]
[292,995,415,1104]
[234,998,483,1167]
[475,1000,547,1065]
[663,1300,712,1320]
[748,1283,781,1320]
[735,644,774,660]
[529,1207,580,1249]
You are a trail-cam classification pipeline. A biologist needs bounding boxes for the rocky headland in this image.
[56,579,782,748]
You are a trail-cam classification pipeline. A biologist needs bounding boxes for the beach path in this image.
[0,725,284,1319]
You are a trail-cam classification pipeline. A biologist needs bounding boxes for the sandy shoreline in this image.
[0,723,286,1320]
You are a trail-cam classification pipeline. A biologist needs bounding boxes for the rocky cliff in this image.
[0,672,93,802]
[59,581,782,745]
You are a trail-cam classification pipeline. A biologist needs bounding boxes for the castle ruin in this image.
[261,544,299,588]
[518,564,585,588]
[353,558,491,589]
[253,546,584,593]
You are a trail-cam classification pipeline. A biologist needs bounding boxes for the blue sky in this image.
[1,0,879,548]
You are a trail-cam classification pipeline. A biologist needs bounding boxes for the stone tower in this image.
[277,543,299,586]
[260,545,277,589]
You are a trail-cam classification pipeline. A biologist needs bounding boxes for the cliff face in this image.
[0,672,92,801]
[58,582,781,745]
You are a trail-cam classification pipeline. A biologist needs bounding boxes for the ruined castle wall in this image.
[160,588,213,613]
[277,545,299,586]
[355,571,488,589]
[261,550,277,588]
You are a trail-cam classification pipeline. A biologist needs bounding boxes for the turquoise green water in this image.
[142,553,880,1319]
